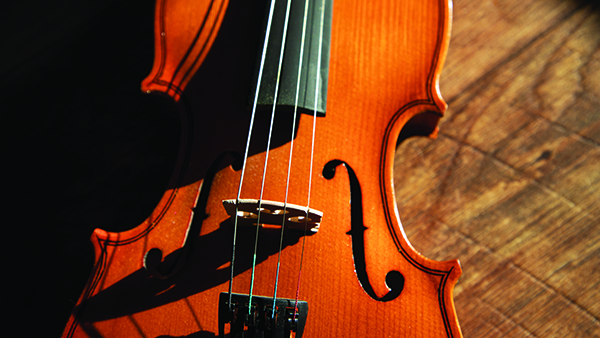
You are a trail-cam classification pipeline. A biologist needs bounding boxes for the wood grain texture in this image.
[395,0,600,336]
[4,0,598,337]
[60,0,462,337]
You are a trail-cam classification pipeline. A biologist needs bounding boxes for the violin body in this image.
[63,0,462,337]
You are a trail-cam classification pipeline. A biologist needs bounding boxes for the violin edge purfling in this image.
[63,0,463,337]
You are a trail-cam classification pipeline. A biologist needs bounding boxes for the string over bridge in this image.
[223,199,322,232]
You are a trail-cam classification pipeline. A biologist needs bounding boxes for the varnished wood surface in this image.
[3,0,598,337]
[61,0,462,336]
[397,0,600,336]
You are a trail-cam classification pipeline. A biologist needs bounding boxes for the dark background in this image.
[3,1,179,336]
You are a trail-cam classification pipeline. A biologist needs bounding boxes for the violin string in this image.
[248,0,295,317]
[228,0,278,310]
[295,0,326,312]
[271,0,312,317]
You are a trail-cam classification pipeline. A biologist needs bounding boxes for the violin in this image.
[62,0,462,337]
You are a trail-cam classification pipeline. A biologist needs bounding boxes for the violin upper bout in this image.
[140,0,230,100]
[432,0,453,116]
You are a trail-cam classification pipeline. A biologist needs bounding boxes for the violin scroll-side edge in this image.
[382,0,463,335]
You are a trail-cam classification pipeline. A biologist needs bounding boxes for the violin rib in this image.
[63,0,462,337]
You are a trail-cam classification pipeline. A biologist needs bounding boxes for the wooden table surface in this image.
[3,0,598,337]
[397,0,600,336]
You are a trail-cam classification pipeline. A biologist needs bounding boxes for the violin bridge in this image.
[222,199,321,233]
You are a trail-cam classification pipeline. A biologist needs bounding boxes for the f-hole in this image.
[323,160,404,301]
